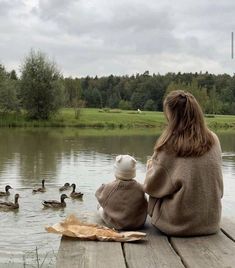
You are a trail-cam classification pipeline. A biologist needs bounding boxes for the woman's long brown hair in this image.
[155,90,214,157]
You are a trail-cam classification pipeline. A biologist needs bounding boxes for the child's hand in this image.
[146,158,153,170]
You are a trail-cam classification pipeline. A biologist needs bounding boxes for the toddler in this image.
[95,155,148,230]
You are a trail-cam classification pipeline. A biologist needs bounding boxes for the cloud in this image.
[0,0,235,76]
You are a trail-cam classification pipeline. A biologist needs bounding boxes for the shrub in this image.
[20,50,63,120]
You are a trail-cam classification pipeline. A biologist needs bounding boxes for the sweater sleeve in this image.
[212,132,224,198]
[143,157,176,198]
[95,182,118,208]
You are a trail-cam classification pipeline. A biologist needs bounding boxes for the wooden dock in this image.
[56,217,235,268]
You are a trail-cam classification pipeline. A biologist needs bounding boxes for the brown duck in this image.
[32,179,46,193]
[42,194,69,208]
[59,183,70,191]
[0,185,13,197]
[0,194,20,209]
[70,183,83,199]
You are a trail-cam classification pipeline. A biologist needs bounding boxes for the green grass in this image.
[61,108,166,128]
[0,108,235,131]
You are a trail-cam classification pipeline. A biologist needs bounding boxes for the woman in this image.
[144,90,223,236]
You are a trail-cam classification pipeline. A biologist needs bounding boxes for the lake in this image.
[0,128,234,267]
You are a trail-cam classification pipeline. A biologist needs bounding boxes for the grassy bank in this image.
[0,108,235,130]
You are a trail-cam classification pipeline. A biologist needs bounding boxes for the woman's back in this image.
[145,132,223,236]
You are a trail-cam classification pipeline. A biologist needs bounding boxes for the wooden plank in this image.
[221,218,235,242]
[171,231,235,268]
[123,219,185,268]
[56,237,126,268]
[56,212,126,268]
[57,213,235,268]
[0,264,23,268]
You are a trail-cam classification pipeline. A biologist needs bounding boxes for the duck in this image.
[0,194,20,209]
[42,194,69,208]
[32,179,46,193]
[70,183,83,199]
[0,185,13,197]
[59,182,70,191]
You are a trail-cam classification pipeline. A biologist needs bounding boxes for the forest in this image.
[0,51,235,120]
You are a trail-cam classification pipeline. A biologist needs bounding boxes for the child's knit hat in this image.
[114,155,136,180]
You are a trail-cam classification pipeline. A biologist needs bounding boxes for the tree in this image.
[205,86,222,114]
[63,77,84,118]
[165,79,208,112]
[118,100,132,110]
[64,77,81,107]
[144,99,155,111]
[0,79,19,113]
[9,70,18,80]
[131,92,145,110]
[0,64,19,113]
[20,50,63,119]
[108,92,120,108]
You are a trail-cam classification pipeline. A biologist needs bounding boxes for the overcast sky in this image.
[0,0,235,77]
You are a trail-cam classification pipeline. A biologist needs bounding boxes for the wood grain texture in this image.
[171,231,235,268]
[56,213,235,268]
[221,218,235,242]
[56,212,126,268]
[124,221,184,268]
[56,237,126,268]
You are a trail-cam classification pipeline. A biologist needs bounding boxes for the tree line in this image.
[0,50,235,120]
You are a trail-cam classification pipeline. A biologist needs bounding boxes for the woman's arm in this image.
[144,157,176,198]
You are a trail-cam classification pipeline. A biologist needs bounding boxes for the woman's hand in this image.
[146,158,153,170]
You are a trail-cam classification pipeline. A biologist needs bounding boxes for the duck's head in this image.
[42,179,45,186]
[5,185,13,191]
[15,193,20,201]
[71,183,76,190]
[61,194,69,202]
[64,183,70,187]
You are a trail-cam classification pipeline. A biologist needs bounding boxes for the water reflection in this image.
[0,128,234,266]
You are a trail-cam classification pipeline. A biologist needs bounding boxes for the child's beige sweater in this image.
[144,132,223,236]
[95,179,148,230]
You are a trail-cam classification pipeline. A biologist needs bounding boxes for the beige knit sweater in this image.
[144,132,223,236]
[95,179,148,230]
